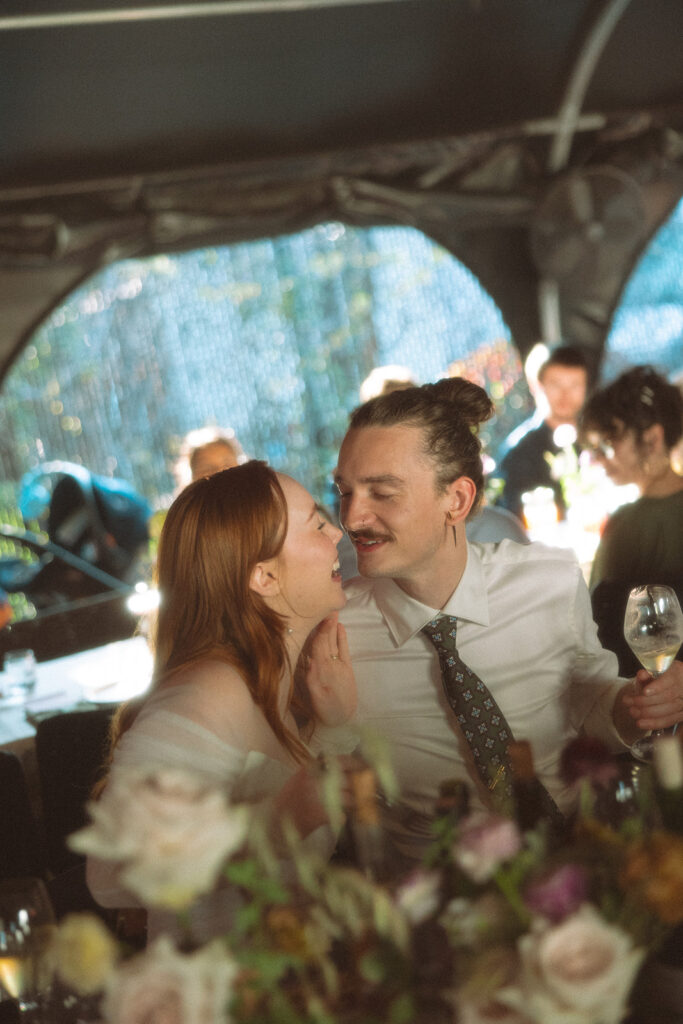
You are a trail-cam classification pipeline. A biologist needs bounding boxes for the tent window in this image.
[0,223,528,515]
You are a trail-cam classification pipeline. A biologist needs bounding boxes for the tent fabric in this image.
[2,0,683,378]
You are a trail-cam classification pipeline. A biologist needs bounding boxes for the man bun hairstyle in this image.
[349,377,494,515]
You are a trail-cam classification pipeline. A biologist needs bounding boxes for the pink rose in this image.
[453,812,523,883]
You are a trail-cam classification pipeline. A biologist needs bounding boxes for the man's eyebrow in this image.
[333,472,404,487]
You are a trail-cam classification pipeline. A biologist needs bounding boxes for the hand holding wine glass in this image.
[624,585,683,761]
[0,877,55,1020]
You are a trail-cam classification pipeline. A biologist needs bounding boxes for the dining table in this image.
[0,634,153,757]
[0,633,153,834]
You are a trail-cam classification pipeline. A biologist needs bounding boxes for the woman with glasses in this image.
[580,364,683,591]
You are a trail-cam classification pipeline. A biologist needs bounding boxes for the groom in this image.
[334,378,682,863]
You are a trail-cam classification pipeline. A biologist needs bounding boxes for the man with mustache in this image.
[333,377,683,866]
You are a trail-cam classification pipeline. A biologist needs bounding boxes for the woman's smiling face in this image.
[275,474,345,624]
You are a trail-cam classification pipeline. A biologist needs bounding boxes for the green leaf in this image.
[389,992,415,1024]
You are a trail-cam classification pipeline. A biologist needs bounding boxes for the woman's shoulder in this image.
[144,659,258,726]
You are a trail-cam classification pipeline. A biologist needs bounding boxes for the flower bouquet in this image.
[39,736,683,1024]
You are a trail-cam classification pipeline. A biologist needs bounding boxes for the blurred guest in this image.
[359,364,416,403]
[0,589,12,630]
[496,345,589,523]
[495,341,551,461]
[87,462,356,940]
[580,365,683,590]
[672,368,683,474]
[174,426,246,490]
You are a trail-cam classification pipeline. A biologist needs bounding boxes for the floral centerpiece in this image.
[43,737,683,1024]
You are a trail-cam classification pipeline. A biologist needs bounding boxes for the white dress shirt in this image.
[340,539,629,862]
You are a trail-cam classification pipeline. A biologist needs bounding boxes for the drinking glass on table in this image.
[2,652,37,704]
[0,877,55,1019]
[624,585,683,762]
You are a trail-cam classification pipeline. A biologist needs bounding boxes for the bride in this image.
[86,460,357,940]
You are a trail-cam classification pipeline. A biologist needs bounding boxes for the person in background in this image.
[328,377,683,865]
[496,345,589,523]
[359,364,416,403]
[494,341,551,461]
[0,588,12,630]
[580,365,683,590]
[174,425,247,490]
[671,368,683,475]
[87,462,357,940]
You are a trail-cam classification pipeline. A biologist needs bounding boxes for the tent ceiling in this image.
[2,0,683,381]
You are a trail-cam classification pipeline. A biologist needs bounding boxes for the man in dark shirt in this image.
[497,345,589,522]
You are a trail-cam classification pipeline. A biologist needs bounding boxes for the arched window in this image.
[1,224,527,514]
[603,196,683,382]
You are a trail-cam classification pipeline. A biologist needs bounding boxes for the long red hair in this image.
[102,461,310,783]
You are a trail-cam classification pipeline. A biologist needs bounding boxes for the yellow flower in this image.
[621,832,683,924]
[54,913,119,995]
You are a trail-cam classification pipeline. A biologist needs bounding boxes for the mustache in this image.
[347,528,391,543]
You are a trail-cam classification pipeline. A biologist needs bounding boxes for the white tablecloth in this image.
[0,635,153,751]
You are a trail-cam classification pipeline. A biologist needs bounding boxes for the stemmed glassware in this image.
[0,877,55,1019]
[624,585,683,762]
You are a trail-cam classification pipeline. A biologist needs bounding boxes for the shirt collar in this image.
[373,541,490,647]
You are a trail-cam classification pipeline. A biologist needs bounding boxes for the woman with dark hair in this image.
[87,461,355,938]
[580,365,683,590]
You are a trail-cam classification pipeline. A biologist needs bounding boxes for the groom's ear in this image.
[445,476,477,524]
[249,560,280,597]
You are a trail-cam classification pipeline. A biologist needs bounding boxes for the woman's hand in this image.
[305,613,357,727]
[619,660,683,733]
[271,754,362,838]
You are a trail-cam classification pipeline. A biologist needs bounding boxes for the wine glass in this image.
[0,877,56,1019]
[624,585,683,761]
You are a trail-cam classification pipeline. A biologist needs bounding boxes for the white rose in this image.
[499,904,646,1024]
[394,868,442,925]
[101,936,237,1024]
[70,767,248,909]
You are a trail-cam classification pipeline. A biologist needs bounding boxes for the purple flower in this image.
[524,863,588,922]
[558,737,619,789]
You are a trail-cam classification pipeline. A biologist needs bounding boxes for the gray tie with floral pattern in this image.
[421,614,563,827]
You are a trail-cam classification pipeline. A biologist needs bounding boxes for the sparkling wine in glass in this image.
[624,585,683,761]
[0,877,55,1019]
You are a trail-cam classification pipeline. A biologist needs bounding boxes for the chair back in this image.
[34,707,116,876]
[591,578,683,677]
[0,751,46,880]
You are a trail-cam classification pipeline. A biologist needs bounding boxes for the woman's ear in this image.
[642,422,665,452]
[249,561,280,597]
[445,476,477,525]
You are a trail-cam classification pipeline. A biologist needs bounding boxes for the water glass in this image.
[3,651,37,703]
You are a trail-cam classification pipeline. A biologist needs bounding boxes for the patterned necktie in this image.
[421,615,564,830]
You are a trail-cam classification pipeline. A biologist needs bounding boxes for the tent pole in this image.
[0,0,411,31]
